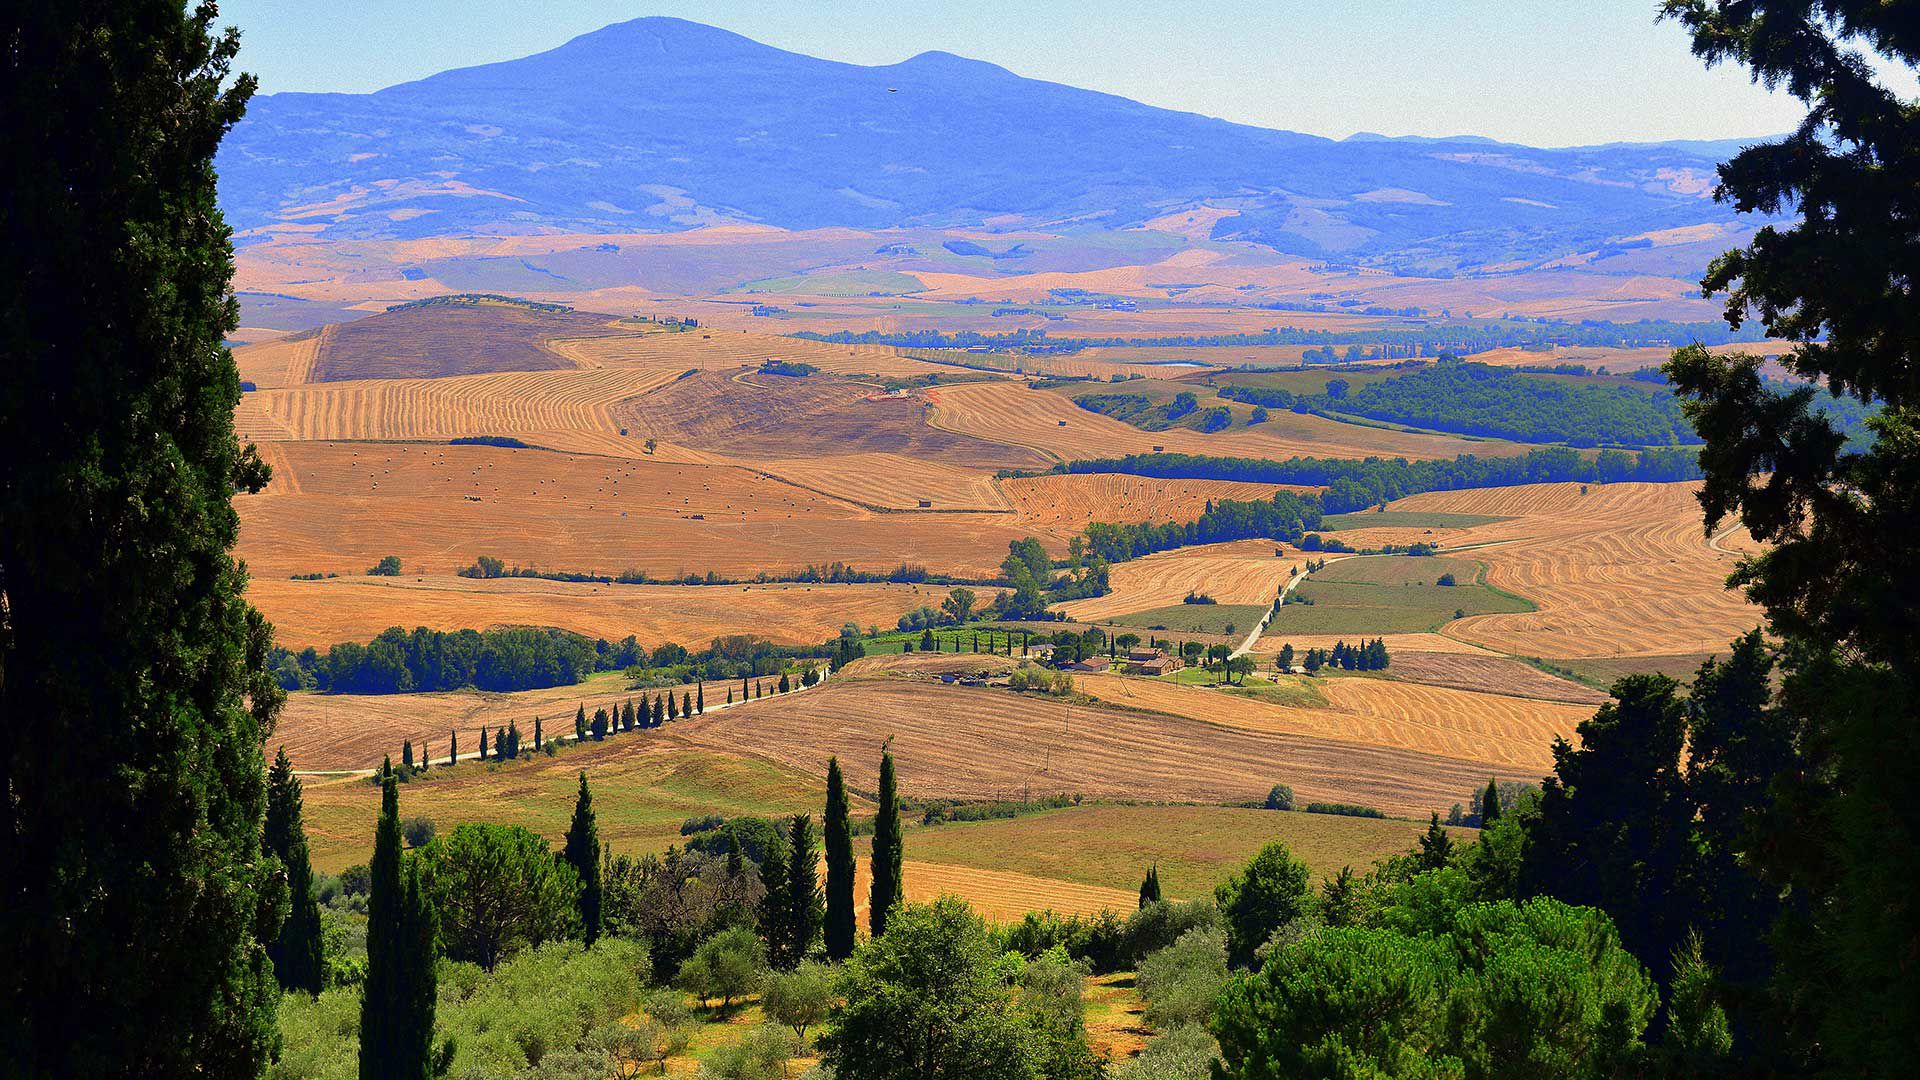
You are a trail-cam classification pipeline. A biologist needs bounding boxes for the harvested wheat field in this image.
[1055,540,1299,623]
[1075,673,1584,772]
[1255,632,1497,657]
[839,652,1020,678]
[236,442,1037,579]
[249,576,960,651]
[1381,482,1762,659]
[665,676,1538,816]
[1002,473,1308,540]
[744,452,1013,511]
[925,379,1513,463]
[550,326,941,377]
[1381,653,1609,705]
[854,859,1135,924]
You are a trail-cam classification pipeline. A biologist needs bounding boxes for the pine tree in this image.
[265,749,325,995]
[563,773,603,947]
[823,757,857,960]
[0,7,284,1074]
[1138,865,1162,909]
[1480,779,1502,825]
[361,767,439,1079]
[869,749,904,937]
[777,814,824,969]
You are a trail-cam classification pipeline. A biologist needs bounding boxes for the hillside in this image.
[219,17,1762,272]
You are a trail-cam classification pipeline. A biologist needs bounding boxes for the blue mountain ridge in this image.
[218,17,1769,270]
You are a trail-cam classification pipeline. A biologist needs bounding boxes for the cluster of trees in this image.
[1080,492,1320,563]
[795,317,1765,354]
[989,536,1109,619]
[457,553,981,589]
[1048,444,1704,512]
[270,626,608,694]
[1276,638,1389,673]
[757,359,818,376]
[1074,390,1230,433]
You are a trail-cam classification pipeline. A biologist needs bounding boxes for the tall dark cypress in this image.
[868,749,904,937]
[265,749,325,995]
[361,765,438,1079]
[696,681,705,714]
[534,715,542,750]
[823,757,857,960]
[1138,865,1162,909]
[1480,778,1502,825]
[757,829,791,955]
[574,704,587,741]
[777,814,823,969]
[0,6,283,1073]
[563,772,603,947]
[448,731,456,767]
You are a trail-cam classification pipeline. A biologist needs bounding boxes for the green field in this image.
[1109,602,1269,635]
[1320,510,1511,531]
[1263,555,1533,636]
[903,804,1477,901]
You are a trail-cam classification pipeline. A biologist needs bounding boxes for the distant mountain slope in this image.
[219,16,1763,271]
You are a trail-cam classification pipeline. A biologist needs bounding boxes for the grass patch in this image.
[300,746,828,872]
[898,804,1474,901]
[1320,511,1511,531]
[1264,556,1532,635]
[1109,603,1269,635]
[1545,653,1718,689]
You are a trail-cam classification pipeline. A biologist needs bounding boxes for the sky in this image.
[217,0,1835,147]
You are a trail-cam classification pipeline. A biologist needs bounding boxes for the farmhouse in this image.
[1059,656,1111,673]
[1126,647,1184,676]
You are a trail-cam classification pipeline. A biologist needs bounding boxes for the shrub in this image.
[1137,926,1230,1029]
[1264,784,1295,811]
[1116,1023,1218,1080]
[699,1023,802,1080]
[1303,802,1385,819]
[675,925,767,1013]
[366,554,402,576]
[400,815,434,848]
[1122,899,1222,968]
[1437,572,1457,586]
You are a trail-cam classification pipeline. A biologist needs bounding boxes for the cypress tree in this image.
[682,691,693,717]
[575,704,587,741]
[921,628,935,651]
[449,731,457,767]
[563,772,603,947]
[1138,865,1162,909]
[652,695,664,726]
[361,766,439,1079]
[265,749,325,995]
[534,715,542,750]
[590,709,607,741]
[823,757,856,960]
[1417,812,1454,871]
[505,721,519,760]
[727,688,735,705]
[757,828,792,955]
[0,7,285,1074]
[1481,779,1502,825]
[778,672,791,694]
[478,728,489,760]
[697,681,705,713]
[402,740,414,771]
[742,674,750,700]
[777,814,823,969]
[667,693,678,720]
[869,748,904,937]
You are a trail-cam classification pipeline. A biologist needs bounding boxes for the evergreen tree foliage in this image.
[773,814,824,970]
[757,829,792,956]
[1655,5,1920,1069]
[1138,865,1162,909]
[682,691,693,717]
[823,757,858,961]
[0,5,286,1073]
[1417,813,1454,871]
[869,749,904,937]
[1480,778,1502,825]
[478,728,489,760]
[265,748,325,995]
[1215,840,1311,970]
[564,772,603,947]
[696,682,704,713]
[574,704,586,741]
[448,731,456,767]
[360,769,440,1079]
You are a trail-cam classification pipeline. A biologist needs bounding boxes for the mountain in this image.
[218,17,1763,271]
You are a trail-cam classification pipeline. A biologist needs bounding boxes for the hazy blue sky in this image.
[220,0,1830,146]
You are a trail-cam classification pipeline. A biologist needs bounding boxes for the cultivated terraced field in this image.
[666,673,1535,816]
[1075,673,1584,772]
[250,576,957,652]
[1055,540,1298,623]
[1001,473,1307,539]
[925,379,1508,463]
[551,326,942,376]
[1356,482,1761,659]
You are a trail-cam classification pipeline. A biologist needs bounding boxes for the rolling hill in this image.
[219,16,1768,272]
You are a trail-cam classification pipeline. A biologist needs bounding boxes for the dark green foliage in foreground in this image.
[1654,3,1920,1070]
[869,751,905,938]
[360,770,441,1079]
[1049,445,1703,511]
[0,6,285,1075]
[265,749,326,995]
[423,824,580,971]
[1213,896,1657,1080]
[824,759,858,961]
[563,773,602,947]
[1214,841,1312,970]
[820,897,1102,1080]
